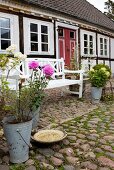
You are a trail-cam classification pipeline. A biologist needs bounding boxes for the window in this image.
[0,13,19,53]
[80,30,96,57]
[83,34,93,55]
[23,18,54,55]
[100,38,108,56]
[98,34,109,57]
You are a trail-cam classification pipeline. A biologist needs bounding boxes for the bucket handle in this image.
[16,129,32,148]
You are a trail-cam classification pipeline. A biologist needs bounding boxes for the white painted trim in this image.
[55,21,79,59]
[23,17,54,55]
[0,12,19,53]
[111,38,114,59]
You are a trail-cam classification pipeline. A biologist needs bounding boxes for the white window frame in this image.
[98,34,109,57]
[80,29,96,57]
[23,17,54,55]
[0,12,19,53]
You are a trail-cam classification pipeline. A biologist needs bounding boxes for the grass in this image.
[10,164,26,170]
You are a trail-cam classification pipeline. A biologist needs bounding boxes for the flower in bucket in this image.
[28,61,39,70]
[0,45,29,121]
[28,61,54,83]
[88,64,111,88]
[43,64,54,78]
[0,45,27,71]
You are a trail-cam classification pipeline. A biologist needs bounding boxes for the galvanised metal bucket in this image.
[91,87,102,103]
[3,117,32,163]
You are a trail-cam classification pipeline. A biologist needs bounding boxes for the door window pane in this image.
[1,28,10,39]
[0,18,10,28]
[1,40,11,50]
[42,44,48,51]
[30,23,38,32]
[41,25,48,34]
[31,43,38,51]
[70,31,75,39]
[58,28,63,37]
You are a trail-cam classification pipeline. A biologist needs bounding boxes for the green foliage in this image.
[101,93,114,101]
[10,164,25,170]
[104,0,114,20]
[88,64,111,88]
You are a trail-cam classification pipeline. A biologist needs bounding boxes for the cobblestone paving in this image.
[0,84,114,170]
[38,86,100,129]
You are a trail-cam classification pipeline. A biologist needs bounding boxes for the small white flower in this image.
[14,52,27,60]
[14,52,22,58]
[6,44,17,53]
[19,54,27,60]
[6,59,15,68]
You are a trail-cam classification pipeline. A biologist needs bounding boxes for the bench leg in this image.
[79,83,83,98]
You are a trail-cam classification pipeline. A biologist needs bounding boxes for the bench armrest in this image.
[64,69,84,81]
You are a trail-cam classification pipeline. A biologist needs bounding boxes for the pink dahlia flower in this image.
[28,61,39,69]
[43,64,54,77]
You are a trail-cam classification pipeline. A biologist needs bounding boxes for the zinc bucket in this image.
[91,87,102,103]
[3,117,32,163]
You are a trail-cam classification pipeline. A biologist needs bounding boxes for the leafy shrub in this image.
[88,64,111,88]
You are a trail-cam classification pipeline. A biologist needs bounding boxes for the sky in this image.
[87,0,107,12]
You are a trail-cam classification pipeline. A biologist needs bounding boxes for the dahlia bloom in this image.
[28,61,39,70]
[43,64,54,77]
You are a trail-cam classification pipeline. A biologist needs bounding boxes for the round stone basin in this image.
[32,129,67,143]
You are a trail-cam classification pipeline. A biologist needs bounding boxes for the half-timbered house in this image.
[1,0,114,75]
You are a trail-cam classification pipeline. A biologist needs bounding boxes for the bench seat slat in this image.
[46,79,81,89]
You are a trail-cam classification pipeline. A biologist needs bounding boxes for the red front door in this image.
[58,27,76,67]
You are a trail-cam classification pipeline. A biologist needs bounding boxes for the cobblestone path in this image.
[1,103,114,170]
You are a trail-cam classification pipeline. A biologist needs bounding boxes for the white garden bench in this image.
[22,58,84,98]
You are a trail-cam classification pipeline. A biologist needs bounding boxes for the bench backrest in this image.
[22,58,65,79]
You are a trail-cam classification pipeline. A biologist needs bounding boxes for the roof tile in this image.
[23,0,114,32]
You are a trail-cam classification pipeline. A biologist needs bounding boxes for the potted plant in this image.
[88,63,111,103]
[0,45,54,163]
